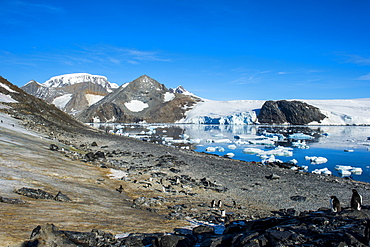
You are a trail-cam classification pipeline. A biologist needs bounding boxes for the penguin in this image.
[211,199,216,208]
[217,200,222,208]
[330,196,341,212]
[351,189,362,210]
[116,185,123,193]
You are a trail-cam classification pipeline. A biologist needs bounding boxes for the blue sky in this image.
[1,0,370,100]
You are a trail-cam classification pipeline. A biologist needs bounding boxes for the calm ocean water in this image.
[93,124,370,183]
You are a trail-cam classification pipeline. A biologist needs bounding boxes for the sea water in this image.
[92,124,370,183]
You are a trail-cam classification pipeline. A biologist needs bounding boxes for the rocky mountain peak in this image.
[169,85,195,96]
[128,75,166,92]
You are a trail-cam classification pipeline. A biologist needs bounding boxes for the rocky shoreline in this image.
[13,122,370,246]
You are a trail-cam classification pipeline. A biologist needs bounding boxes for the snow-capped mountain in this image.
[77,75,201,123]
[43,73,118,92]
[22,73,119,115]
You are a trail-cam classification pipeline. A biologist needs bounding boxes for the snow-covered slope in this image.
[179,98,370,125]
[44,73,118,92]
[304,99,370,125]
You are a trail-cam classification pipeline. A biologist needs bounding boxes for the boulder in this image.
[55,191,72,202]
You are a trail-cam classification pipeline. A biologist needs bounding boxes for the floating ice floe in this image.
[292,140,309,149]
[205,147,216,152]
[350,167,363,175]
[243,146,293,157]
[262,132,286,141]
[261,155,283,165]
[334,165,363,176]
[243,147,263,154]
[213,139,233,143]
[287,159,298,165]
[312,168,332,176]
[228,144,237,149]
[305,156,328,164]
[225,153,235,158]
[338,169,352,176]
[288,133,314,140]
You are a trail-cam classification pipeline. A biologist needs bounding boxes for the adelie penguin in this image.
[351,189,362,210]
[330,196,341,212]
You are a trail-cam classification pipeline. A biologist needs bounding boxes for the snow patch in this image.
[108,168,128,179]
[85,94,105,106]
[0,93,18,103]
[52,94,72,109]
[163,92,175,102]
[124,100,149,112]
[0,83,17,93]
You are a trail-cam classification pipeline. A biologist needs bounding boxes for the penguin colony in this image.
[330,188,363,212]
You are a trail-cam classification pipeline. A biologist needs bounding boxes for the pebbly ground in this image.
[61,126,370,220]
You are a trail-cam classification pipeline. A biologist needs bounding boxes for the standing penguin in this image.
[351,189,362,210]
[330,196,341,212]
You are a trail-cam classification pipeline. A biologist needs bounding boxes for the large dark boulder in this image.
[257,100,326,125]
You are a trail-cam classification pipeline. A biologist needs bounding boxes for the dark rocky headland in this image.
[1,76,370,246]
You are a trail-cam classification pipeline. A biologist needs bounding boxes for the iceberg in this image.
[350,167,363,175]
[312,168,332,175]
[228,144,237,149]
[292,140,309,149]
[225,153,235,158]
[305,156,328,164]
[288,133,314,140]
[243,146,293,157]
[205,147,216,152]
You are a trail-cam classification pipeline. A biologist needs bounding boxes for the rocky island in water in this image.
[1,75,370,246]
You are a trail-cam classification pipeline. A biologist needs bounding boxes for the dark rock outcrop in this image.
[22,208,370,246]
[14,188,55,200]
[14,187,72,202]
[257,100,326,125]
